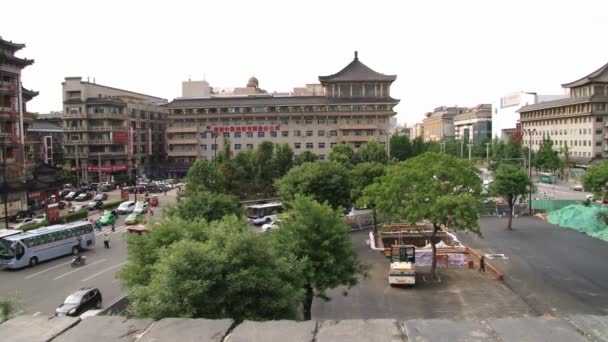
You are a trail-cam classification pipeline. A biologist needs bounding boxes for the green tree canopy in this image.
[411,137,426,156]
[231,149,257,197]
[350,162,386,205]
[124,217,303,321]
[328,143,356,165]
[166,191,241,222]
[535,137,561,172]
[273,195,365,320]
[363,152,482,277]
[389,135,413,161]
[298,150,318,164]
[356,141,388,164]
[490,164,534,230]
[582,161,608,200]
[185,159,224,193]
[275,161,352,211]
[254,141,276,195]
[272,143,294,178]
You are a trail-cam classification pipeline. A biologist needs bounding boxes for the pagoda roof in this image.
[0,37,25,51]
[562,62,608,88]
[22,87,39,99]
[318,51,396,83]
[0,51,34,67]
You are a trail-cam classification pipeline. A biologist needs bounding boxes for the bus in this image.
[0,221,96,269]
[246,202,284,226]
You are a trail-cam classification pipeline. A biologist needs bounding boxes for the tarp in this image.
[547,204,608,241]
[415,251,467,266]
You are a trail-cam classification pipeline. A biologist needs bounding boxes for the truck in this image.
[388,245,416,286]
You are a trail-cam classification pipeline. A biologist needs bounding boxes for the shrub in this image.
[20,221,49,231]
[102,200,123,210]
[0,297,16,322]
[61,210,88,223]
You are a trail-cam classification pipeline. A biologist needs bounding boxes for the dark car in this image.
[87,200,104,211]
[75,193,93,202]
[59,190,71,199]
[57,201,66,210]
[64,191,83,201]
[8,210,35,222]
[55,288,102,317]
[93,193,108,201]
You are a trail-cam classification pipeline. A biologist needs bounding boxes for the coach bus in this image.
[0,221,96,269]
[246,202,284,226]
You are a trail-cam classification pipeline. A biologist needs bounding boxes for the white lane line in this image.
[33,312,41,316]
[95,226,126,236]
[53,259,106,280]
[81,261,127,282]
[24,260,73,280]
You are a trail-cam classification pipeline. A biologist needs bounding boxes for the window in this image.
[294,143,301,149]
[294,130,301,137]
[306,143,313,149]
[270,131,277,138]
[318,119,325,125]
[200,144,207,150]
[306,131,313,137]
[354,142,362,148]
[342,130,350,136]
[319,143,325,149]
[246,144,254,149]
[282,131,289,137]
[235,144,242,150]
[319,154,325,160]
[330,142,337,148]
[596,142,602,147]
[355,130,362,136]
[235,132,241,138]
[318,130,325,137]
[223,132,230,138]
[367,130,374,136]
[247,132,253,138]
[596,129,602,135]
[329,130,337,137]
[212,144,218,150]
[379,130,386,136]
[258,131,265,138]
[597,116,604,122]
[305,119,313,125]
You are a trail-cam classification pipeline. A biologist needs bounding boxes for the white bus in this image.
[246,202,284,226]
[0,221,96,269]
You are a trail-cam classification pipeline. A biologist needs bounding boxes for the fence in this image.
[531,199,590,212]
[480,203,527,216]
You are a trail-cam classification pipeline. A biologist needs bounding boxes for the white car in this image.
[10,217,36,229]
[33,214,46,223]
[133,202,149,214]
[69,205,86,212]
[261,219,282,232]
[117,201,136,214]
[571,184,584,191]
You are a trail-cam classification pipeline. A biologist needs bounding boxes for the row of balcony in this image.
[0,81,18,93]
[63,151,127,158]
[64,112,127,119]
[63,139,116,145]
[167,150,199,157]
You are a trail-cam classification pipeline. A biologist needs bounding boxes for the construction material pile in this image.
[547,204,608,241]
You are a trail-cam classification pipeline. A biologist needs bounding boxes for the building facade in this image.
[454,104,492,143]
[0,37,38,219]
[492,91,566,140]
[519,62,608,164]
[62,77,168,183]
[28,112,63,167]
[164,52,399,175]
[422,106,465,142]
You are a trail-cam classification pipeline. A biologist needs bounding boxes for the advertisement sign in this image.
[500,92,521,108]
[206,125,280,133]
[121,188,130,201]
[71,165,128,172]
[113,132,128,144]
[28,191,43,200]
[148,128,152,156]
[47,204,60,224]
[128,126,134,157]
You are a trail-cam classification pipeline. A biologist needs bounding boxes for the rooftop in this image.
[562,61,608,88]
[165,95,399,109]
[0,37,26,51]
[517,95,608,113]
[319,51,397,83]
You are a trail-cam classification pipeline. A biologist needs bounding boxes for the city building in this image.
[422,106,466,142]
[413,123,424,139]
[0,37,38,220]
[28,112,63,167]
[164,51,399,176]
[453,104,492,143]
[492,91,566,140]
[62,77,168,183]
[518,62,608,164]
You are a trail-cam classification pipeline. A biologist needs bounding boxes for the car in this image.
[64,191,78,201]
[117,201,136,214]
[89,183,99,191]
[69,205,87,212]
[98,211,116,226]
[75,193,93,202]
[59,189,71,199]
[87,200,104,211]
[133,202,148,214]
[57,201,66,210]
[261,218,283,232]
[571,184,584,191]
[33,213,46,223]
[10,217,36,229]
[125,212,144,225]
[55,288,103,317]
[8,210,35,222]
[93,193,108,201]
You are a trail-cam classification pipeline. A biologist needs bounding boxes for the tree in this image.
[582,161,608,203]
[350,162,386,205]
[490,164,534,230]
[298,150,318,164]
[272,143,294,178]
[411,137,426,157]
[166,191,240,222]
[185,159,224,193]
[273,196,365,320]
[275,161,351,211]
[328,143,356,165]
[535,137,560,172]
[254,141,276,195]
[364,152,482,278]
[232,150,257,197]
[356,141,388,164]
[389,135,412,161]
[123,217,304,321]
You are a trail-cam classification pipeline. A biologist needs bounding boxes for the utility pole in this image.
[485,142,491,162]
[2,137,8,229]
[460,139,464,158]
[528,129,535,215]
[98,152,102,183]
[75,146,80,187]
[467,143,473,160]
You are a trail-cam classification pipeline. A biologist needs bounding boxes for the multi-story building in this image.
[62,77,168,183]
[164,52,399,176]
[422,106,466,142]
[0,37,38,219]
[413,123,424,140]
[28,112,63,167]
[492,91,566,140]
[518,61,608,164]
[454,104,492,143]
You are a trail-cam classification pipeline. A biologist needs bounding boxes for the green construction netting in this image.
[547,204,608,241]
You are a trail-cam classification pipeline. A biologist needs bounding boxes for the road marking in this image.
[33,312,41,316]
[95,226,126,236]
[53,259,106,280]
[24,260,74,279]
[81,262,127,282]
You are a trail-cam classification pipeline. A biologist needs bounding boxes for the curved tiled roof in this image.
[318,51,396,83]
[165,95,400,109]
[0,37,25,50]
[562,62,608,88]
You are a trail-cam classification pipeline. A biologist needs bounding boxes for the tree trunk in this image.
[507,202,513,230]
[430,224,438,279]
[302,285,314,321]
[372,208,377,235]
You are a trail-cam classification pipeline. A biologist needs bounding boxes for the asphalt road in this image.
[0,189,178,316]
[458,217,608,316]
[534,182,592,201]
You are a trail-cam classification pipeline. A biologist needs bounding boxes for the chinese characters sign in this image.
[206,125,280,133]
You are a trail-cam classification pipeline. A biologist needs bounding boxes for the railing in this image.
[64,127,86,131]
[167,150,198,157]
[89,139,114,145]
[87,112,126,119]
[88,126,127,132]
[167,126,198,133]
[63,113,87,118]
[167,138,198,144]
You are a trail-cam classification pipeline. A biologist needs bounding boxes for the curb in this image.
[466,246,504,281]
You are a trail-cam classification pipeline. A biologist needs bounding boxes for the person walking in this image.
[479,255,486,273]
[150,207,154,216]
[111,221,116,232]
[103,234,110,249]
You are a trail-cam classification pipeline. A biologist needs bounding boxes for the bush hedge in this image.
[61,209,89,223]
[102,200,123,210]
[20,221,49,232]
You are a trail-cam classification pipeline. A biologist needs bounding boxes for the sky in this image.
[3,0,608,125]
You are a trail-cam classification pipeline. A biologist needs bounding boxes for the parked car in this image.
[57,201,66,210]
[93,193,108,201]
[100,184,113,192]
[261,218,283,232]
[69,205,87,212]
[87,200,104,211]
[64,191,78,201]
[33,213,46,223]
[55,288,102,317]
[571,184,584,191]
[125,212,143,225]
[75,193,93,202]
[59,190,71,199]
[8,210,35,222]
[98,211,117,226]
[117,201,136,214]
[133,202,149,214]
[10,217,36,229]
[89,183,99,191]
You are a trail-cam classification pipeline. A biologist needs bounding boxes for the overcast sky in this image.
[3,0,607,124]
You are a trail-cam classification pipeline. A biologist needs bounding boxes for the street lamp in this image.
[526,128,537,214]
[1,136,8,229]
[467,143,473,160]
[485,142,491,162]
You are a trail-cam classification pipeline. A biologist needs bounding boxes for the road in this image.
[458,217,608,316]
[534,182,592,201]
[0,189,178,316]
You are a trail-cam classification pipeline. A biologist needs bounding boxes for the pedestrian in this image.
[150,207,154,216]
[479,255,486,273]
[164,189,167,196]
[111,221,116,232]
[103,234,110,248]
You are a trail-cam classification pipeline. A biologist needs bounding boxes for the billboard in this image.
[205,125,280,133]
[113,132,128,144]
[121,188,130,201]
[500,92,521,108]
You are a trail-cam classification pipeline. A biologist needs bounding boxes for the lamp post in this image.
[485,142,491,162]
[526,129,536,214]
[467,143,473,160]
[1,136,8,229]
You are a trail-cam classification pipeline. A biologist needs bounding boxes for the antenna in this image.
[203,72,206,81]
[188,74,191,81]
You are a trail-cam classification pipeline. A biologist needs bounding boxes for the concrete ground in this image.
[312,231,534,320]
